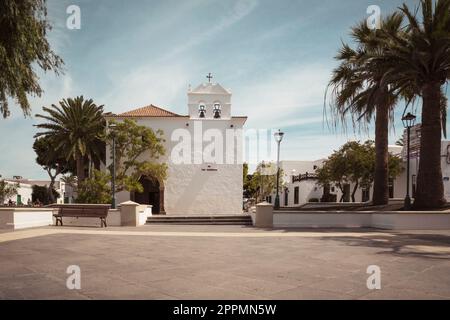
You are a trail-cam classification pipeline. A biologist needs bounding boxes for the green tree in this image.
[316,141,403,202]
[106,119,167,193]
[33,136,73,203]
[31,185,59,205]
[243,162,254,198]
[326,13,407,206]
[34,96,106,182]
[395,137,404,146]
[248,162,283,202]
[61,174,77,190]
[0,179,19,204]
[76,170,111,204]
[373,0,450,208]
[0,0,63,118]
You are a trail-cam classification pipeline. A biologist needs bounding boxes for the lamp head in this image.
[402,112,416,128]
[274,129,284,143]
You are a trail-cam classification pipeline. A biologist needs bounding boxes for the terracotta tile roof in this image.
[115,104,182,117]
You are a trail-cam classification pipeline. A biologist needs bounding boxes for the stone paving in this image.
[0,225,449,299]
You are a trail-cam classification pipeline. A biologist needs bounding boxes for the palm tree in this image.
[326,13,406,205]
[376,0,450,208]
[34,96,105,182]
[395,137,404,146]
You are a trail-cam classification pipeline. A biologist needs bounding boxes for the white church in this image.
[105,78,247,215]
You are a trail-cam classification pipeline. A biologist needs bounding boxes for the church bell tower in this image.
[188,74,232,120]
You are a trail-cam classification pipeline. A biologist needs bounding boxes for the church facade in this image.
[105,81,247,215]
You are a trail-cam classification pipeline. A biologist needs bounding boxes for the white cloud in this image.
[235,63,331,128]
[101,63,191,113]
[162,0,259,60]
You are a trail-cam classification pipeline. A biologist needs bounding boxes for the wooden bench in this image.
[48,204,111,228]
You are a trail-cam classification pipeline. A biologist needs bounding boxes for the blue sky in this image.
[1,0,443,179]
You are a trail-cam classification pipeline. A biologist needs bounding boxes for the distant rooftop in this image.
[110,104,183,118]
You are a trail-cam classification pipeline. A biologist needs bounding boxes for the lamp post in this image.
[259,161,266,202]
[109,123,117,209]
[401,112,416,210]
[274,129,284,209]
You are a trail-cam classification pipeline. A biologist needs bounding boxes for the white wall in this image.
[0,208,54,230]
[3,182,33,205]
[106,116,245,215]
[273,211,450,230]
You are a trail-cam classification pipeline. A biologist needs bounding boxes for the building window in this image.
[294,187,299,204]
[412,175,416,198]
[388,178,394,198]
[284,190,288,206]
[362,186,370,202]
[198,104,206,118]
[213,103,221,119]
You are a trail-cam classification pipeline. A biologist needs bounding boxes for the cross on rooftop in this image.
[206,73,213,83]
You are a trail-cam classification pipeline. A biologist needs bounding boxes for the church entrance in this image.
[131,176,165,215]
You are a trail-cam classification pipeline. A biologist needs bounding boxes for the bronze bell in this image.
[199,105,206,118]
[213,107,221,119]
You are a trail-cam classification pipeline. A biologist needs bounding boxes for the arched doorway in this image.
[131,176,165,214]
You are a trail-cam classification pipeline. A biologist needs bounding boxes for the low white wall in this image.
[0,205,152,230]
[371,212,450,230]
[274,211,450,230]
[275,212,371,228]
[138,205,152,225]
[0,208,54,230]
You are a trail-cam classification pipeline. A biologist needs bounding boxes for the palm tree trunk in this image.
[372,103,389,205]
[413,82,445,209]
[76,154,85,182]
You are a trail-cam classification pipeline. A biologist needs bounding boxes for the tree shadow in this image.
[317,231,450,260]
[249,226,450,260]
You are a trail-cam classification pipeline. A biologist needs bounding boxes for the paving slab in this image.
[0,225,449,299]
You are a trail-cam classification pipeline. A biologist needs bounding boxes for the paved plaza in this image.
[0,225,450,299]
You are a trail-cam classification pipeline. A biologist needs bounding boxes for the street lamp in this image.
[109,123,117,209]
[259,161,266,203]
[402,112,416,210]
[274,129,284,209]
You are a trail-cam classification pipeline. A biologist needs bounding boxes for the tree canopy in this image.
[34,96,106,182]
[316,141,403,202]
[0,0,63,118]
[76,170,112,204]
[33,136,74,203]
[0,179,19,204]
[107,119,167,193]
[244,162,283,202]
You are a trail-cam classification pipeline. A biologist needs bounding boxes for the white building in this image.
[105,80,247,215]
[1,178,72,205]
[269,142,450,207]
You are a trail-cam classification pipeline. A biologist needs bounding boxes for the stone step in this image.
[146,215,252,225]
[146,221,253,225]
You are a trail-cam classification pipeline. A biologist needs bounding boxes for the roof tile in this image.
[117,104,181,117]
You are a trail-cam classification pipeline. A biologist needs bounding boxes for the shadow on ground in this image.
[317,232,450,260]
